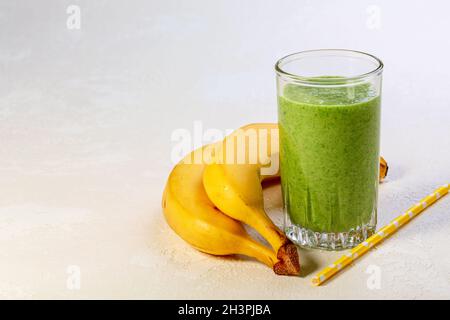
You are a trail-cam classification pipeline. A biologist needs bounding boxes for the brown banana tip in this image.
[273,242,301,276]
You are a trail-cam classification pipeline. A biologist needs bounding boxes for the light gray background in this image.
[0,0,449,299]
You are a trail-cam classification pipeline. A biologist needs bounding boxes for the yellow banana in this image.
[203,123,301,275]
[380,156,388,181]
[162,141,294,274]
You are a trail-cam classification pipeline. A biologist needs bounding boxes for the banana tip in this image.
[273,242,301,276]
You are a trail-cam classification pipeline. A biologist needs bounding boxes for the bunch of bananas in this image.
[162,123,388,276]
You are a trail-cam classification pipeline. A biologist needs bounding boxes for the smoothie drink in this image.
[276,50,383,250]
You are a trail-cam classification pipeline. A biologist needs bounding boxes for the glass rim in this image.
[275,49,384,85]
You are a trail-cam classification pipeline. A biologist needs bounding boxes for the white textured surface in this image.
[0,0,449,299]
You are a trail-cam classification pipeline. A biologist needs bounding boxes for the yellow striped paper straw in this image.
[312,183,450,286]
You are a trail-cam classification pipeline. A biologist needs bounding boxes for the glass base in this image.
[285,224,376,251]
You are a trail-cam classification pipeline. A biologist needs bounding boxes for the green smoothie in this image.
[278,81,380,233]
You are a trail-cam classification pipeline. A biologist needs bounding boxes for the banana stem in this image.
[239,238,278,268]
[250,207,286,251]
[248,208,300,276]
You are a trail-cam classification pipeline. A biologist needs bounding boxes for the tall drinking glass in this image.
[276,49,383,250]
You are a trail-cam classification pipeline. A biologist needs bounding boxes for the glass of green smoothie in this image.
[276,49,383,250]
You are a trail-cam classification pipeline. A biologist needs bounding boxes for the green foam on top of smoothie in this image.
[283,80,376,106]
